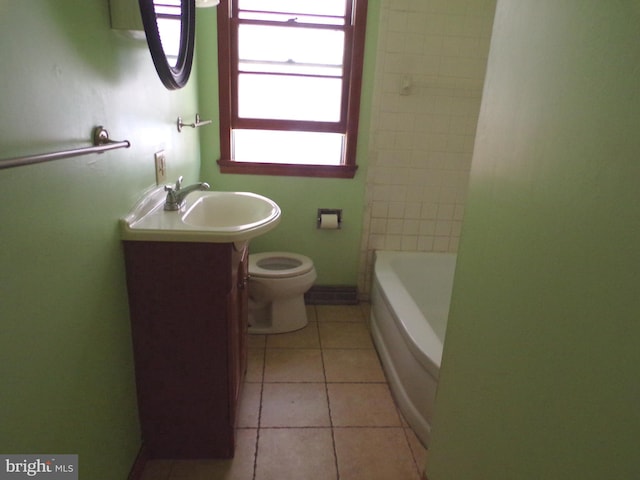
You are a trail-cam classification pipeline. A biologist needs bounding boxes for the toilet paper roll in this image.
[319,213,340,229]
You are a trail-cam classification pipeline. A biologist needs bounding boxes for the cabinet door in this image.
[124,241,236,458]
[229,244,249,425]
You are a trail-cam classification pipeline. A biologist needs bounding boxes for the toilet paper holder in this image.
[317,209,342,229]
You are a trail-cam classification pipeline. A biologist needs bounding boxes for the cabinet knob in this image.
[238,274,250,290]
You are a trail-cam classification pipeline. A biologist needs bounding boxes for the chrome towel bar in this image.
[0,126,131,170]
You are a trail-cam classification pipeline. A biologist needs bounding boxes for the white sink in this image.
[121,187,281,243]
[182,192,280,230]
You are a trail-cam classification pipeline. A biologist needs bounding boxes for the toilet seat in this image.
[249,252,314,279]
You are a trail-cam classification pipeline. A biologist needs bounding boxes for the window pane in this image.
[154,0,181,14]
[156,17,181,64]
[155,1,182,65]
[239,25,344,73]
[239,11,345,25]
[233,130,345,165]
[238,0,346,18]
[239,60,342,77]
[238,74,342,121]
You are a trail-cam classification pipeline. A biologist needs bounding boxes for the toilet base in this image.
[248,295,308,334]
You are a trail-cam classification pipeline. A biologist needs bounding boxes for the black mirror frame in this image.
[138,0,196,90]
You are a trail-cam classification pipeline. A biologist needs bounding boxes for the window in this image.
[217,0,368,178]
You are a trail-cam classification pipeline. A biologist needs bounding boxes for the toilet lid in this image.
[249,252,314,278]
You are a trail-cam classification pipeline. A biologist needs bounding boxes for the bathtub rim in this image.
[369,305,433,446]
[372,250,449,379]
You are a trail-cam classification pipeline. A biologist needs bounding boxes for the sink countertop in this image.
[120,186,281,243]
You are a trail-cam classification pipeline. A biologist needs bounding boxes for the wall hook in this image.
[177,113,213,132]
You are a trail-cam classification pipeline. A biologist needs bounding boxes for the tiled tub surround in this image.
[140,305,426,480]
[358,0,497,296]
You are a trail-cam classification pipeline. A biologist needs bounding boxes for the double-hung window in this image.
[217,0,368,178]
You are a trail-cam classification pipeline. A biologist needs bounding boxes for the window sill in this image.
[217,159,358,178]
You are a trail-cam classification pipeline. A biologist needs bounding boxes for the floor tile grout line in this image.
[251,340,267,480]
[247,305,424,480]
[251,425,413,431]
[262,347,375,351]
[143,305,423,479]
[401,424,425,478]
[260,380,389,384]
[318,310,342,480]
[165,460,176,480]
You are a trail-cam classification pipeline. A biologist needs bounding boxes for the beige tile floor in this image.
[140,304,427,480]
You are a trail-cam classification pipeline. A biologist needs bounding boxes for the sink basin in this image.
[182,192,279,230]
[121,187,281,243]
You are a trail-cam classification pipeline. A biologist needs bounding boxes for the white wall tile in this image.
[401,236,418,251]
[358,0,497,298]
[433,236,451,252]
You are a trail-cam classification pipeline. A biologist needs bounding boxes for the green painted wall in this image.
[194,4,380,285]
[0,1,201,478]
[427,1,640,479]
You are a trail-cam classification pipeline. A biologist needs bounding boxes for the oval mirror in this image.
[138,0,195,90]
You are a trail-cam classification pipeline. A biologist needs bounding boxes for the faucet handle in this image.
[164,176,183,193]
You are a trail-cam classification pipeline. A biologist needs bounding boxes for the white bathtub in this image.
[370,251,456,446]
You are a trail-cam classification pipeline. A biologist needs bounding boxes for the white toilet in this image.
[248,252,317,334]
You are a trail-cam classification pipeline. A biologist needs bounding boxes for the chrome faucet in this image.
[163,176,210,211]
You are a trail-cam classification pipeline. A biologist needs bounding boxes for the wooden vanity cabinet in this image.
[123,240,249,459]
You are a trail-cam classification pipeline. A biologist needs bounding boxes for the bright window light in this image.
[233,130,345,165]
